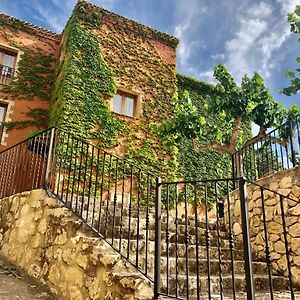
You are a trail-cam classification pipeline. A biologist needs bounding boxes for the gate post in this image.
[239,177,255,300]
[45,127,56,189]
[154,177,162,299]
[288,120,297,167]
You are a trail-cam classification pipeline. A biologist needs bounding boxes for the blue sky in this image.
[0,0,299,108]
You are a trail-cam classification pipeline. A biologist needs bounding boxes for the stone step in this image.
[159,273,291,298]
[64,197,225,230]
[109,238,246,262]
[78,208,227,236]
[139,257,268,277]
[95,226,234,249]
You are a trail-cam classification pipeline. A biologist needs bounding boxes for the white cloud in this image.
[173,0,207,68]
[276,0,300,15]
[222,1,297,82]
[211,53,226,61]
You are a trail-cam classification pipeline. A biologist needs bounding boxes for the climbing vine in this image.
[0,14,57,132]
[51,1,178,180]
[176,74,251,181]
[50,2,126,147]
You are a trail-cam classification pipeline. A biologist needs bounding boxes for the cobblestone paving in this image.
[0,256,56,300]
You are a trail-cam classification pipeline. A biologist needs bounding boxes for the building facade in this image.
[0,1,179,178]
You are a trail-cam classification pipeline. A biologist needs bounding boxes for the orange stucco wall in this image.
[0,22,60,151]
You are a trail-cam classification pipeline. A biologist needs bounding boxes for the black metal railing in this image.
[0,127,299,299]
[232,115,300,181]
[244,181,297,300]
[0,128,52,198]
[156,178,241,299]
[0,64,14,85]
[45,128,159,282]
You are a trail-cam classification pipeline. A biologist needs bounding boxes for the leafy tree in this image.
[159,65,297,160]
[282,5,300,96]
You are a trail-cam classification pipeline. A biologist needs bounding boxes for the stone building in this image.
[0,0,179,178]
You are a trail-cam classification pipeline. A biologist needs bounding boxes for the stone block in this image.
[288,204,300,216]
[289,223,300,237]
[48,264,60,285]
[68,285,83,300]
[279,176,293,189]
[268,222,283,234]
[232,222,242,236]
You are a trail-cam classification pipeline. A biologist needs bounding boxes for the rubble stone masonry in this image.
[0,189,153,300]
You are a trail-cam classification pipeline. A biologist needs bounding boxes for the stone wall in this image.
[0,189,153,300]
[225,167,300,286]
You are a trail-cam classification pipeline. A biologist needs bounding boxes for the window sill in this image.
[112,111,140,120]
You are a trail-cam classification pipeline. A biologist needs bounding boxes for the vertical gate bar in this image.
[215,182,224,300]
[239,177,255,300]
[232,154,236,188]
[75,140,85,213]
[104,154,113,239]
[127,166,133,259]
[204,182,211,300]
[279,195,295,300]
[144,173,150,275]
[184,183,189,299]
[112,158,119,246]
[65,136,75,207]
[97,151,106,232]
[260,187,274,300]
[226,180,236,300]
[273,132,280,172]
[60,132,71,203]
[252,143,256,181]
[296,116,300,151]
[193,183,201,300]
[288,120,296,167]
[80,142,89,218]
[86,145,95,224]
[136,169,141,267]
[70,138,80,209]
[154,177,162,299]
[45,127,56,189]
[118,159,126,252]
[264,135,270,176]
[175,183,179,298]
[166,183,170,294]
[91,148,101,228]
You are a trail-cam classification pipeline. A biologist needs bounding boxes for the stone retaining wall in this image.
[225,167,300,286]
[0,189,153,300]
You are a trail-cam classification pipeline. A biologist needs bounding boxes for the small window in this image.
[112,91,138,117]
[0,49,17,85]
[0,103,7,143]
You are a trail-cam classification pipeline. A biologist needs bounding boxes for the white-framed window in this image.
[0,48,17,85]
[112,91,139,117]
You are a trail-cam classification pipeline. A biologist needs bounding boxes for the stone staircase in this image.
[59,195,299,300]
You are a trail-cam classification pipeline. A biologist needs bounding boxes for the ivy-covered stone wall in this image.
[0,13,60,150]
[51,1,179,178]
[176,74,233,180]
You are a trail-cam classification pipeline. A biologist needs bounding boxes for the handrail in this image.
[232,113,300,181]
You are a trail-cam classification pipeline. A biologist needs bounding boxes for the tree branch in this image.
[191,139,232,155]
[243,126,288,148]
